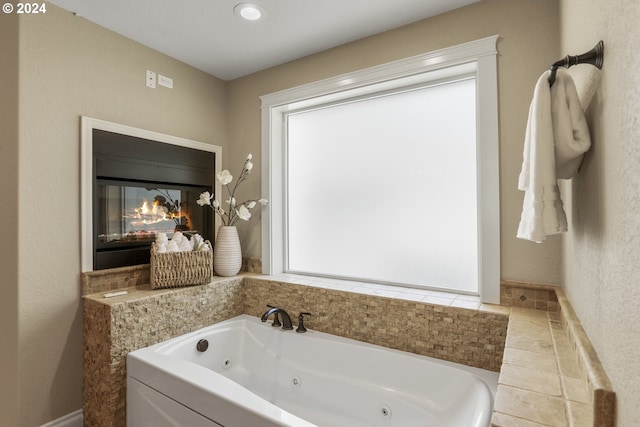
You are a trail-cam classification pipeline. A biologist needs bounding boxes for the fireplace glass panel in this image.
[94,180,213,268]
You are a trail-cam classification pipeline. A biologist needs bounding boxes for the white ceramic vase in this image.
[213,226,242,276]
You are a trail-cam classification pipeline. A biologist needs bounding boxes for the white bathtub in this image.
[127,314,498,427]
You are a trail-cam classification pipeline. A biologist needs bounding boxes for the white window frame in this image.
[260,36,500,303]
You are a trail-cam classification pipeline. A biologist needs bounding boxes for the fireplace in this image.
[94,179,213,269]
[82,119,220,271]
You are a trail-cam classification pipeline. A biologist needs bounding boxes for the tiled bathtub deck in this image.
[494,308,593,426]
[493,283,614,427]
[253,275,615,427]
[82,268,614,427]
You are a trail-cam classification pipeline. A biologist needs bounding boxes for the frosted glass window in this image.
[286,78,478,292]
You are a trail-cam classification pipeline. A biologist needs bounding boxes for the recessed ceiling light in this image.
[234,3,266,21]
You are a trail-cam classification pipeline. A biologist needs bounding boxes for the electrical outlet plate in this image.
[146,70,156,88]
[158,74,173,89]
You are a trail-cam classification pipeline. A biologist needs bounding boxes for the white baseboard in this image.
[40,409,83,427]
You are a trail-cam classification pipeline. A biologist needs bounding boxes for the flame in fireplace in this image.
[133,199,168,224]
[126,198,192,229]
[126,199,176,226]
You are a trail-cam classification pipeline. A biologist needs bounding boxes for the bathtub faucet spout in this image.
[261,307,294,330]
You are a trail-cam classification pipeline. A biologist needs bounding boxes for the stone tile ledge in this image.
[555,287,615,426]
[81,257,261,296]
[492,284,615,427]
[81,270,614,427]
[82,271,507,426]
[242,275,508,371]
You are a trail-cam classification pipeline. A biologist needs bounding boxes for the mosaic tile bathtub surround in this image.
[81,264,150,295]
[82,269,614,427]
[82,273,507,426]
[83,276,244,427]
[500,280,559,312]
[242,276,508,371]
[81,256,260,296]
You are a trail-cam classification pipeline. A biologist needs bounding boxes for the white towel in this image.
[571,65,602,112]
[517,69,591,243]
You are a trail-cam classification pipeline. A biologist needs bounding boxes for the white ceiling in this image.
[48,0,480,81]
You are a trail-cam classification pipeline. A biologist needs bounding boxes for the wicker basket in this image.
[150,241,213,289]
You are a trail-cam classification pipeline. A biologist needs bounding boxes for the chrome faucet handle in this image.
[296,312,312,333]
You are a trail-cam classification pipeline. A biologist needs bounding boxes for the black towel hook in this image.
[548,40,604,86]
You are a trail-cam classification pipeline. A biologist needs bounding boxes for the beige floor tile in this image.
[551,327,574,349]
[562,376,590,404]
[491,411,551,427]
[508,320,552,337]
[506,333,555,355]
[494,385,568,427]
[567,401,594,427]
[503,347,558,373]
[510,307,549,319]
[557,354,582,379]
[499,364,562,396]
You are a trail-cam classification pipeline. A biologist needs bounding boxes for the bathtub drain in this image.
[380,405,392,418]
[196,339,209,352]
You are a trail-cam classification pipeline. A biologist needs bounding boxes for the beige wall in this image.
[0,12,20,427]
[15,0,638,425]
[228,0,562,284]
[560,0,640,425]
[1,4,228,426]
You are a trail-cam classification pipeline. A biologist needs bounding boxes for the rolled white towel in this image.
[172,231,184,244]
[178,239,192,252]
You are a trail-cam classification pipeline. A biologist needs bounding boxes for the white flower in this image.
[197,191,212,206]
[216,170,233,185]
[198,154,268,226]
[236,205,251,221]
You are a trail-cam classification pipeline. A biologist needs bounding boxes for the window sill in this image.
[264,273,490,311]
